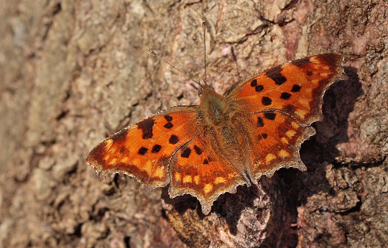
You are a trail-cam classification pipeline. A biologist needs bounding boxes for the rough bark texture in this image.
[0,0,387,247]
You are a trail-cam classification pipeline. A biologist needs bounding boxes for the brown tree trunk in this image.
[1,0,387,247]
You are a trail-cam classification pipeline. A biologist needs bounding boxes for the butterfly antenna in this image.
[231,46,241,80]
[202,21,209,87]
[148,49,201,88]
[230,46,242,92]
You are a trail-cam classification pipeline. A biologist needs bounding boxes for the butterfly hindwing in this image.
[169,135,247,215]
[248,111,315,178]
[226,54,342,125]
[86,107,198,189]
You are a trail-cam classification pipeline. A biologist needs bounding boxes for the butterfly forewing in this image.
[226,54,342,125]
[86,107,198,189]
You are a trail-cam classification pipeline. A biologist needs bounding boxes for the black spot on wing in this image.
[281,92,292,100]
[194,145,203,155]
[264,112,276,120]
[291,84,301,92]
[169,135,179,144]
[164,115,174,129]
[266,68,287,85]
[164,123,173,129]
[250,79,264,92]
[258,133,268,141]
[257,117,264,127]
[137,118,155,139]
[164,115,173,122]
[262,97,272,106]
[255,85,264,92]
[151,144,162,153]
[181,147,191,158]
[138,147,148,155]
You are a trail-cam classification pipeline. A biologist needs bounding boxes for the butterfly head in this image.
[196,81,214,96]
[200,82,217,94]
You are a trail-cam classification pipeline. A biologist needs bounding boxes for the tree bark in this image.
[0,0,387,247]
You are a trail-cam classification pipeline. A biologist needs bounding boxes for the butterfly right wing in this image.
[226,54,343,179]
[86,107,199,189]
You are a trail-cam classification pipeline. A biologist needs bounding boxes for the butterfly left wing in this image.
[86,107,199,189]
[87,106,248,215]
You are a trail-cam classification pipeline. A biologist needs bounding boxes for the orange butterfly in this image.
[86,54,343,215]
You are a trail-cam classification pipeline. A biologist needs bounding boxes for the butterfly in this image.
[86,54,343,215]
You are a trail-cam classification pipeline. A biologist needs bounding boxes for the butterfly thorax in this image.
[198,86,252,179]
[198,87,230,125]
